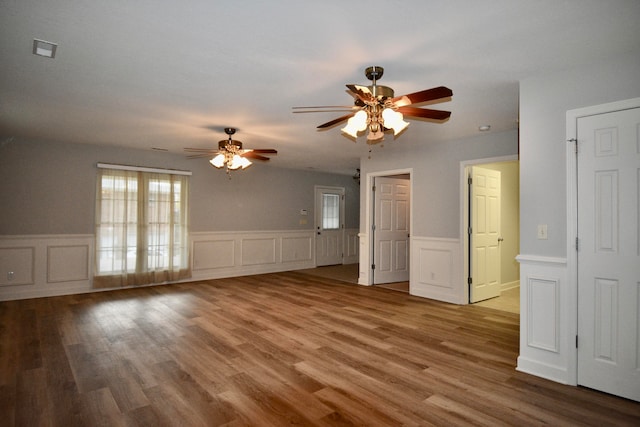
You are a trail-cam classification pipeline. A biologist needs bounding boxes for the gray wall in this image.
[519,52,640,257]
[360,129,519,239]
[0,139,360,235]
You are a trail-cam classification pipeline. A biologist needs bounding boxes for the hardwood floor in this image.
[1,271,638,426]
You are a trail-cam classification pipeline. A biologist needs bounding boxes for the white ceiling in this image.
[1,1,639,175]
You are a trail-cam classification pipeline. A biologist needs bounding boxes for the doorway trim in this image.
[565,96,640,386]
[460,155,518,304]
[363,168,413,285]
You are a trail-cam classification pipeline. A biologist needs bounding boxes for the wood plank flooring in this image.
[1,271,639,426]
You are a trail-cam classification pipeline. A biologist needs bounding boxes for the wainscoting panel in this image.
[241,237,277,266]
[0,230,351,300]
[410,237,463,304]
[281,235,313,263]
[0,246,34,287]
[516,254,572,384]
[192,239,235,270]
[190,230,316,281]
[527,275,560,352]
[47,244,90,283]
[0,235,93,301]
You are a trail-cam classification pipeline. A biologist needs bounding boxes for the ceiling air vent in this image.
[33,39,57,58]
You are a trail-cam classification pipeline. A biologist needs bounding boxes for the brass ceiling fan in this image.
[184,128,277,173]
[293,66,452,143]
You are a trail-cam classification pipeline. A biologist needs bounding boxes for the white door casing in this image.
[469,166,502,303]
[373,176,410,284]
[576,106,640,402]
[315,186,344,266]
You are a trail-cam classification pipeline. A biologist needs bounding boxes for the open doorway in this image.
[462,157,520,312]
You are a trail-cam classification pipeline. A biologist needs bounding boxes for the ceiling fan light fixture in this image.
[341,110,368,138]
[210,154,226,168]
[382,108,410,135]
[240,157,252,169]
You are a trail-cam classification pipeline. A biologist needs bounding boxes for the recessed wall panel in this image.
[193,240,234,270]
[417,247,452,288]
[281,236,312,263]
[527,277,559,352]
[0,247,35,286]
[47,245,89,283]
[241,238,276,266]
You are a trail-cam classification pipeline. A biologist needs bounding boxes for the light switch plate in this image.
[537,224,548,240]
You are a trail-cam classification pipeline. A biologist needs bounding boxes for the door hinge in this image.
[468,227,472,235]
[371,264,375,270]
[576,335,578,348]
[468,176,472,185]
[568,138,578,153]
[467,277,472,285]
[372,224,376,231]
[575,237,579,251]
[372,185,376,192]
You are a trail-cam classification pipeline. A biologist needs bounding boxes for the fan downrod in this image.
[365,66,384,81]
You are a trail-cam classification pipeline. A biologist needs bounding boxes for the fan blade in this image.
[391,86,453,108]
[241,152,270,161]
[184,148,218,152]
[250,149,277,154]
[317,112,356,129]
[346,84,374,103]
[292,105,357,110]
[397,106,451,121]
[293,109,357,114]
[186,153,219,159]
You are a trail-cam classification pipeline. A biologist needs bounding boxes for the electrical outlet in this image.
[537,224,548,240]
[7,271,15,281]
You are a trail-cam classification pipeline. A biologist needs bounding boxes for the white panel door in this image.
[373,177,409,284]
[577,107,640,402]
[470,166,501,303]
[315,187,344,266]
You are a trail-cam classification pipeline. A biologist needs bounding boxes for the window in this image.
[322,193,340,230]
[94,166,190,288]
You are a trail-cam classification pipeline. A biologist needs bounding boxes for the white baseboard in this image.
[501,280,520,292]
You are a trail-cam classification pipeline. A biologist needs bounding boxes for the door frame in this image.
[565,96,640,386]
[364,168,413,285]
[460,155,518,304]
